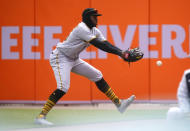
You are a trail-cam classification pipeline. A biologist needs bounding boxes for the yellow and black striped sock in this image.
[39,99,56,117]
[105,87,121,106]
[95,78,121,106]
[38,89,65,118]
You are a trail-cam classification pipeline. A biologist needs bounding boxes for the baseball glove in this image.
[121,47,144,62]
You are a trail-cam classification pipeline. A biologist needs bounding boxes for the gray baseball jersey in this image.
[50,22,105,92]
[57,22,106,60]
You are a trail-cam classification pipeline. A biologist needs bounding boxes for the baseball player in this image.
[177,69,190,113]
[167,69,190,120]
[35,8,144,125]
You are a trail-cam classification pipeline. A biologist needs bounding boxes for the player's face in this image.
[90,15,98,25]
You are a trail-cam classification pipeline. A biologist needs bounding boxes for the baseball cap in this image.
[82,8,102,17]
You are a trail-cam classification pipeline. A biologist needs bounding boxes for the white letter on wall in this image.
[2,26,19,59]
[109,25,136,50]
[139,25,158,58]
[97,25,107,59]
[23,26,40,59]
[162,25,186,58]
[44,26,62,59]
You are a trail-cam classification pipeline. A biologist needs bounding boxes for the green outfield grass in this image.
[0,107,167,130]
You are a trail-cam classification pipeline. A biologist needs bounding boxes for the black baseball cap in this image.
[82,8,102,17]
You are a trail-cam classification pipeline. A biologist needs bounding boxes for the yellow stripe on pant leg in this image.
[56,54,64,90]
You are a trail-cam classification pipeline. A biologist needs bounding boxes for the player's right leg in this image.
[72,59,135,113]
[95,78,135,113]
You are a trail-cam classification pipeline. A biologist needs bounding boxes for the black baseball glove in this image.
[121,47,144,62]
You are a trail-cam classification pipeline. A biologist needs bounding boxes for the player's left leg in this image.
[72,59,135,113]
[35,53,73,125]
[35,89,65,125]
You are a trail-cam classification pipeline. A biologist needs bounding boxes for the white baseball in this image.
[156,60,162,66]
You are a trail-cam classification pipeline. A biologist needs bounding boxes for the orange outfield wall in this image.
[0,0,190,103]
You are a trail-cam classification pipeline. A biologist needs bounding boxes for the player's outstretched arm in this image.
[89,38,144,62]
[89,38,123,57]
